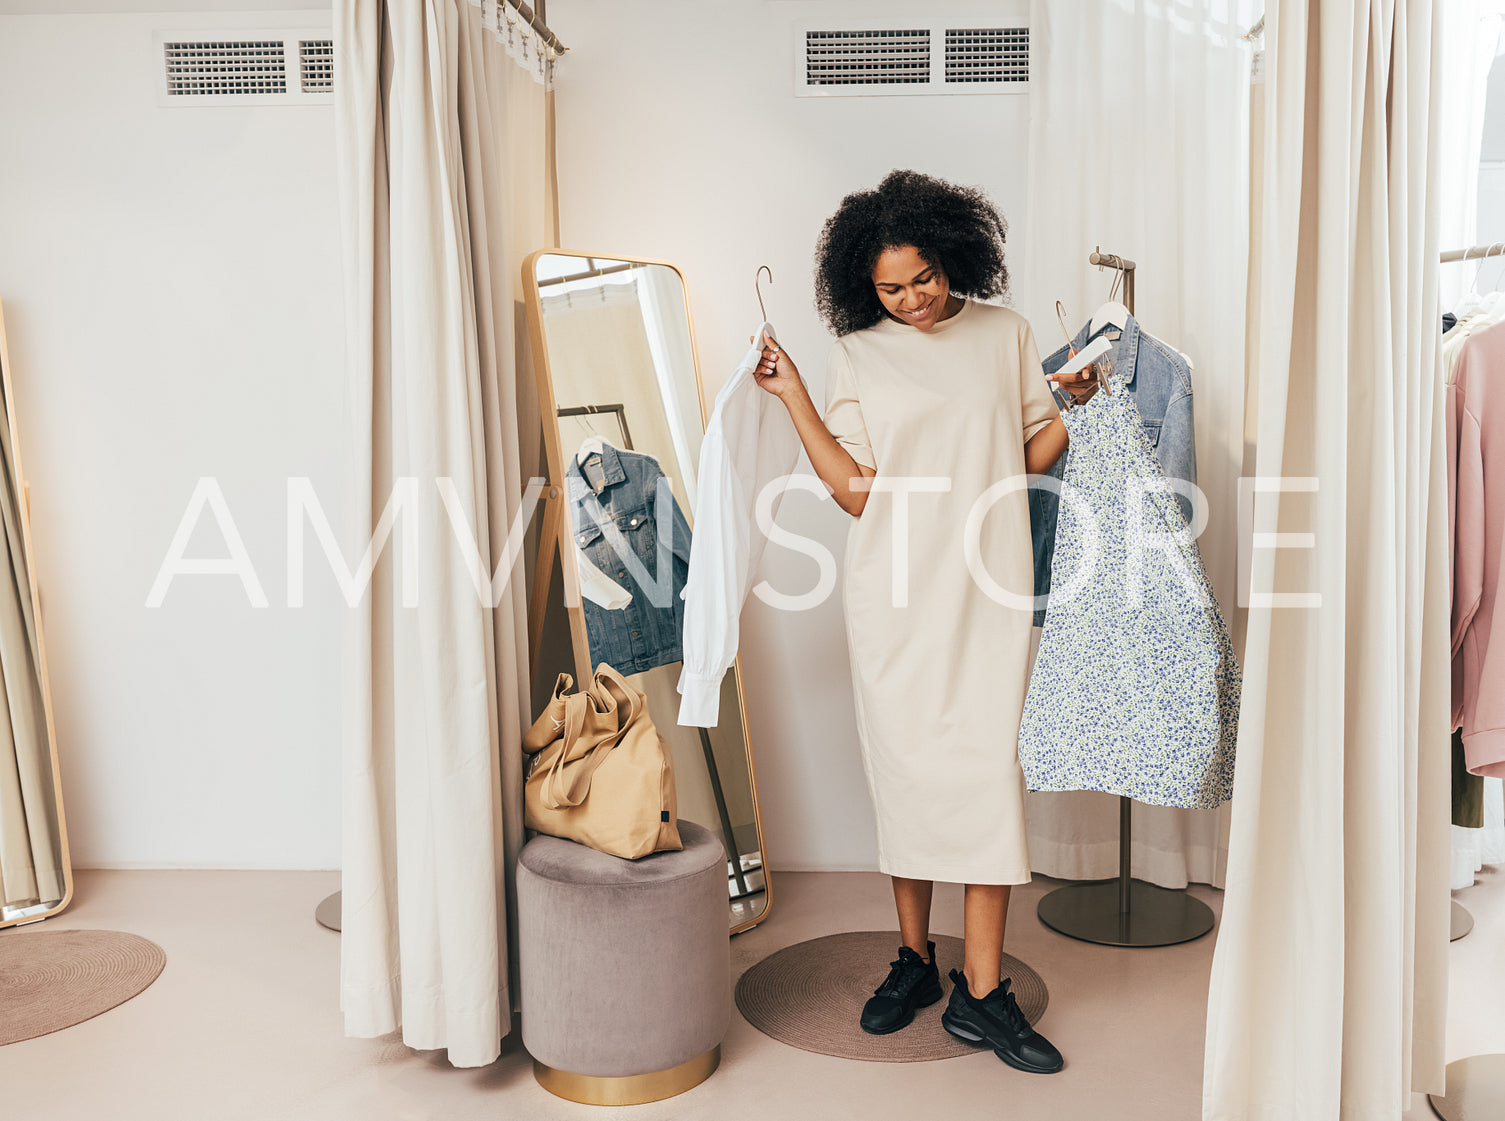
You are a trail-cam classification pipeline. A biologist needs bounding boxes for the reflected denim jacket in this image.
[1029,313,1198,626]
[565,443,692,676]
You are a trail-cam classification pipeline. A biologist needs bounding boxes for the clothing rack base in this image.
[1428,1054,1505,1121]
[1036,797,1216,947]
[1033,251,1216,949]
[1450,899,1474,942]
[1037,873,1215,947]
[315,890,341,932]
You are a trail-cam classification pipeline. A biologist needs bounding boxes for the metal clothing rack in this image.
[1436,241,1493,949]
[1428,242,1502,1121]
[558,402,634,451]
[1034,248,1219,948]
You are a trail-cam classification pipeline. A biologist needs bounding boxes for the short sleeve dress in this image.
[824,299,1059,884]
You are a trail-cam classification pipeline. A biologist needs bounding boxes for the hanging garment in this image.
[573,545,631,610]
[1018,368,1239,809]
[676,323,801,726]
[822,299,1058,883]
[565,442,692,678]
[1030,312,1198,626]
[1447,319,1505,778]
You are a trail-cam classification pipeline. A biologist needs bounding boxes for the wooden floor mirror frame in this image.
[0,299,74,930]
[520,248,772,935]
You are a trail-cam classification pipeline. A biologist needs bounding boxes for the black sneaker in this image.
[859,941,943,1035]
[940,969,1064,1074]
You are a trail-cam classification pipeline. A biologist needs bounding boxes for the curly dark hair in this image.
[813,169,1010,336]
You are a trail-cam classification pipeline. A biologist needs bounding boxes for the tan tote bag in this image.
[522,664,682,860]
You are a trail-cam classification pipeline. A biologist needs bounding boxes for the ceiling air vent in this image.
[300,39,334,93]
[165,39,287,96]
[945,28,1029,84]
[155,29,333,106]
[805,29,931,87]
[795,22,1029,97]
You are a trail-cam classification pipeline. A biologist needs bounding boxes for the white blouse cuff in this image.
[676,669,725,727]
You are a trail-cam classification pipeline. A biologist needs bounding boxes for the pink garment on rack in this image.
[1450,319,1505,779]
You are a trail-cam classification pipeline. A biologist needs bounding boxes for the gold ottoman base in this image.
[533,1045,721,1106]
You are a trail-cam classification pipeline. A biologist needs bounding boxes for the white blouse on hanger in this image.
[676,323,802,726]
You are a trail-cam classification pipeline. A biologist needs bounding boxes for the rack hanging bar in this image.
[1090,247,1136,313]
[1088,250,1137,271]
[1441,243,1505,263]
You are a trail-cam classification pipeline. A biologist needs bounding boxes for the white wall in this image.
[549,0,1033,872]
[0,10,344,868]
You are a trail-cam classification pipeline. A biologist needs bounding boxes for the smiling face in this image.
[872,245,955,330]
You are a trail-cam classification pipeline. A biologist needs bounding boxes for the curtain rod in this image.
[507,0,566,54]
[1441,243,1505,263]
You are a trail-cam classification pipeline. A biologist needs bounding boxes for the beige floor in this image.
[2,866,1500,1120]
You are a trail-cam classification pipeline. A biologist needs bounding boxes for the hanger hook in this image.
[756,265,773,322]
[1055,299,1075,349]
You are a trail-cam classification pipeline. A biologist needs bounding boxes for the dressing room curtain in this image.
[335,0,554,1067]
[1203,2,1450,1117]
[1021,0,1254,889]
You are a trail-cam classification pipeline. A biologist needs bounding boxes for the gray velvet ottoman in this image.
[518,820,730,1105]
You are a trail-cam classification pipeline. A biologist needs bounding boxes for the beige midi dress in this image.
[824,299,1059,884]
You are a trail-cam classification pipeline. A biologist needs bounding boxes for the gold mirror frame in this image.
[0,299,73,930]
[521,249,772,934]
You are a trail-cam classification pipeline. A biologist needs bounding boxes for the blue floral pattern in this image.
[1018,370,1239,809]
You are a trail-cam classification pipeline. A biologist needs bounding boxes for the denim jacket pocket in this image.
[574,520,604,549]
[1140,421,1164,449]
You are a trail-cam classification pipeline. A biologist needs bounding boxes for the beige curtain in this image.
[0,354,60,912]
[334,0,554,1067]
[1203,2,1450,1117]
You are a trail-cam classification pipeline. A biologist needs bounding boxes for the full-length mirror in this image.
[0,300,70,930]
[523,251,769,932]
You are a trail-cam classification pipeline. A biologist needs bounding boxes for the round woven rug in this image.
[735,931,1048,1062]
[0,929,166,1046]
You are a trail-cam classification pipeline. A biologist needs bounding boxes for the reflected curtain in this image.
[1021,0,1253,889]
[0,355,60,911]
[1203,2,1450,1117]
[335,0,554,1067]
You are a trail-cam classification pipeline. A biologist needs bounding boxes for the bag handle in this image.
[538,666,642,809]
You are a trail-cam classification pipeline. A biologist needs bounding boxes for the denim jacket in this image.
[1029,312,1198,625]
[565,443,693,676]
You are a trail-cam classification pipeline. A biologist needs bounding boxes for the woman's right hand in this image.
[750,334,804,401]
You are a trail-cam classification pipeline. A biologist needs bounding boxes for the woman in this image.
[753,171,1096,1075]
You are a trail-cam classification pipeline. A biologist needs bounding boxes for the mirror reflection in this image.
[532,253,768,929]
